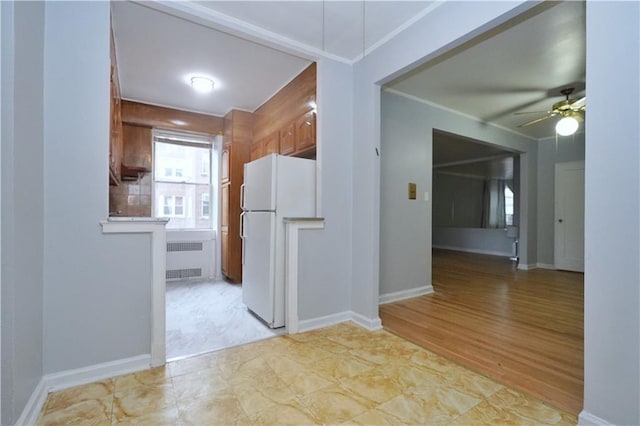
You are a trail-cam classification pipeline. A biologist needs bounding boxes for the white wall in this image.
[536,133,585,266]
[379,91,535,296]
[352,1,536,320]
[43,2,153,374]
[1,2,45,424]
[581,2,640,425]
[296,59,353,320]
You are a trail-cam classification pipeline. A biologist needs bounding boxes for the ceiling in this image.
[433,131,515,180]
[111,1,312,116]
[113,1,585,138]
[386,1,586,139]
[194,1,434,61]
[111,1,435,117]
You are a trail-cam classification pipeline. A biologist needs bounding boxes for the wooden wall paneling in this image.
[121,100,224,135]
[252,63,316,143]
[221,109,253,283]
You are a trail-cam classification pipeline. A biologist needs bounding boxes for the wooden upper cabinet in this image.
[263,131,279,156]
[279,122,295,155]
[295,110,316,153]
[221,147,230,183]
[250,140,263,162]
[122,124,151,170]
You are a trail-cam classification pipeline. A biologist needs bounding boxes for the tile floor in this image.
[166,280,282,359]
[37,322,577,425]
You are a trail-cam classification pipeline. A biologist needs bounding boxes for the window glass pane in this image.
[202,193,210,217]
[154,138,215,229]
[504,187,514,226]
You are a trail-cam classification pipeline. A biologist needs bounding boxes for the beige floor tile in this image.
[45,380,115,413]
[112,383,176,421]
[267,354,334,395]
[114,366,171,392]
[177,392,248,426]
[338,371,404,404]
[484,387,576,425]
[232,376,298,419]
[312,354,376,382]
[111,405,180,426]
[37,395,113,426]
[445,369,504,399]
[171,366,231,402]
[343,407,407,425]
[378,383,483,426]
[300,383,376,424]
[251,399,319,426]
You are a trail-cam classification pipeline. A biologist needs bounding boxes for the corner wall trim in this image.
[517,263,536,270]
[283,218,325,334]
[16,355,151,426]
[349,311,383,331]
[294,311,383,334]
[578,410,613,426]
[536,263,556,270]
[298,311,352,333]
[100,219,168,366]
[15,379,47,426]
[379,285,434,305]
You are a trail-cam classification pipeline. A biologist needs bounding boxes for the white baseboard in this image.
[379,285,434,305]
[517,263,536,270]
[578,410,613,425]
[349,311,383,331]
[17,354,151,425]
[536,263,556,270]
[433,244,511,257]
[297,311,383,333]
[15,378,48,426]
[45,354,151,392]
[298,311,352,333]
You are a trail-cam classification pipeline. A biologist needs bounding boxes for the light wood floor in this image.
[379,249,584,415]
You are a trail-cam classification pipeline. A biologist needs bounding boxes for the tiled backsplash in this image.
[109,173,152,217]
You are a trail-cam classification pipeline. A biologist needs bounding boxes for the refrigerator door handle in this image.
[240,183,246,210]
[240,212,246,239]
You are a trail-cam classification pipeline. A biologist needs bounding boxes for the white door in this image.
[241,211,276,325]
[554,161,585,272]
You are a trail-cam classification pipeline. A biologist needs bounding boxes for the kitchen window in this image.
[153,130,217,229]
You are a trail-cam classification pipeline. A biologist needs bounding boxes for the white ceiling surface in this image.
[111,1,312,116]
[387,1,586,139]
[195,1,435,61]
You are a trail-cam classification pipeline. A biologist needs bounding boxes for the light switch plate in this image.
[408,183,417,200]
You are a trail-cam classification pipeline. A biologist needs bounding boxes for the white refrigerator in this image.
[240,154,316,328]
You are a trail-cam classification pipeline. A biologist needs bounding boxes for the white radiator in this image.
[165,230,216,281]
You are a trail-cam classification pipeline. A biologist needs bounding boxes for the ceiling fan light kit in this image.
[555,114,580,136]
[516,87,586,136]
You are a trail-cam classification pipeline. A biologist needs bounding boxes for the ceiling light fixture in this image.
[555,112,579,136]
[190,76,214,93]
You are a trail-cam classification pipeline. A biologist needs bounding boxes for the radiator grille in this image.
[167,242,203,252]
[166,268,202,280]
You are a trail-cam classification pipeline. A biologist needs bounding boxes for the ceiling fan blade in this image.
[571,96,586,108]
[513,110,552,115]
[518,113,556,128]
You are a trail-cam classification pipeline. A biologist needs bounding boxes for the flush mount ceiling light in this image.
[190,76,214,93]
[555,113,580,136]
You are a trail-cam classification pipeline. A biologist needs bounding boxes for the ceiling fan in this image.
[516,87,586,135]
